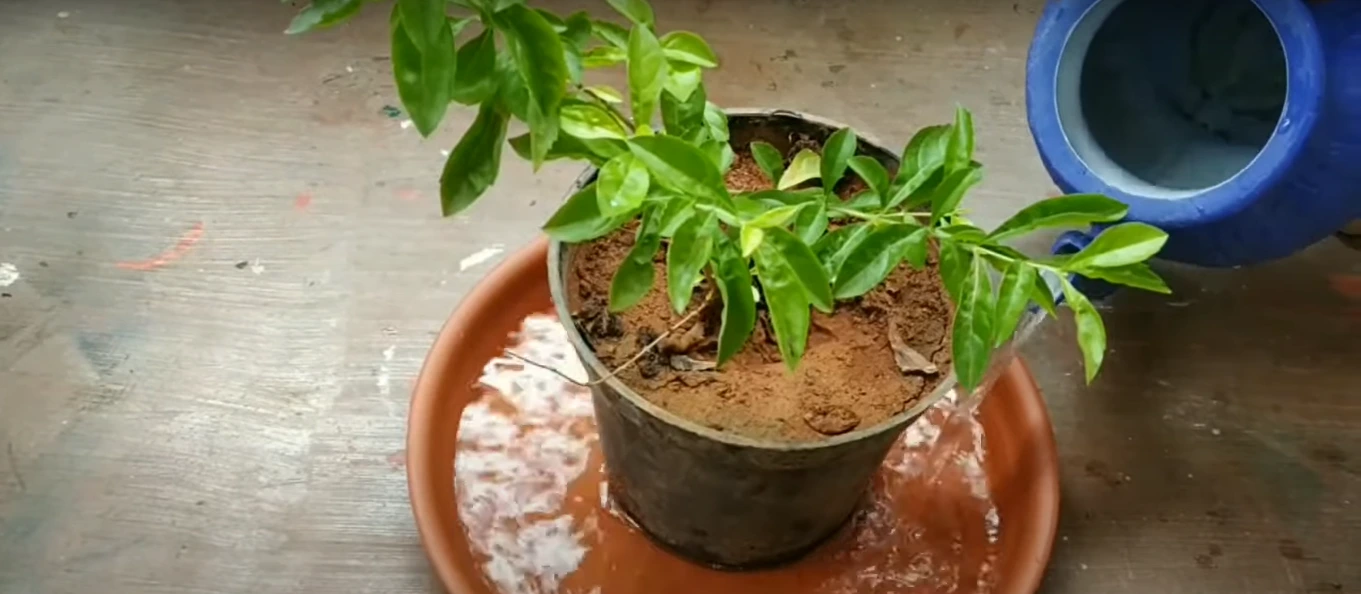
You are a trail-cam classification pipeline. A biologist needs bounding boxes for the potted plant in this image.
[290,0,1171,568]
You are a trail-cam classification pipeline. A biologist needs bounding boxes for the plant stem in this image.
[505,290,714,387]
[829,207,930,224]
[955,240,1064,274]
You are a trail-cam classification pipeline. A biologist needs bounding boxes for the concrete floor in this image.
[1,0,1358,592]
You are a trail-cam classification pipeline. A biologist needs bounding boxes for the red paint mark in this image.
[386,450,407,470]
[293,192,313,211]
[395,188,421,202]
[1328,275,1361,300]
[115,222,205,271]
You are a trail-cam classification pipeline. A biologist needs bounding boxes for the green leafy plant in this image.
[287,0,1171,391]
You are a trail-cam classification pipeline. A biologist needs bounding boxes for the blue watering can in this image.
[1025,0,1361,296]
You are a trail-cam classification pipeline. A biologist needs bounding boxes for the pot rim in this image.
[548,107,1037,452]
[1024,0,1325,227]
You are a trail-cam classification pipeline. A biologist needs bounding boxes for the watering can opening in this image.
[1055,0,1287,200]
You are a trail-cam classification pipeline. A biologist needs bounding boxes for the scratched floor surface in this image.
[1,0,1358,592]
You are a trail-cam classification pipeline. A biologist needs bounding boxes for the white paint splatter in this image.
[400,119,414,130]
[0,263,18,287]
[248,259,265,275]
[459,246,504,271]
[377,345,395,396]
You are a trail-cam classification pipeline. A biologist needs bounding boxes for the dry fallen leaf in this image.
[889,319,938,375]
[669,354,716,372]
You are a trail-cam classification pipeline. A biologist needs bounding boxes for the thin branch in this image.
[505,291,715,387]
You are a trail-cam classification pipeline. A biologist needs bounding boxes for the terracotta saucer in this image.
[409,237,1060,594]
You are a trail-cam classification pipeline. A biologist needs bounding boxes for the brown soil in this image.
[566,126,953,443]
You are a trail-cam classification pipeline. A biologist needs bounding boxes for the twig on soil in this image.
[505,291,715,387]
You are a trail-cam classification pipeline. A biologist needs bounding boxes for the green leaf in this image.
[660,84,706,139]
[764,228,834,313]
[627,24,667,125]
[534,8,567,31]
[929,164,983,225]
[750,141,784,185]
[938,240,973,301]
[450,29,498,105]
[439,102,509,216]
[497,5,569,168]
[988,194,1129,241]
[993,262,1037,347]
[699,139,735,172]
[945,105,975,172]
[447,15,475,38]
[952,256,995,392]
[564,46,584,85]
[814,223,870,282]
[286,0,363,34]
[1066,223,1169,269]
[899,224,930,268]
[712,245,757,364]
[655,192,694,236]
[821,128,857,190]
[584,85,624,103]
[1075,262,1171,294]
[778,149,821,190]
[609,207,664,312]
[562,11,594,47]
[756,242,813,370]
[833,224,928,299]
[847,156,889,204]
[560,103,628,140]
[794,200,829,245]
[886,124,950,206]
[667,213,716,313]
[597,153,650,216]
[660,31,719,67]
[663,63,703,102]
[542,184,630,241]
[740,225,764,257]
[1061,277,1107,383]
[744,204,804,229]
[839,189,882,212]
[592,19,630,48]
[1031,272,1059,318]
[391,5,454,137]
[398,0,447,50]
[582,45,626,68]
[628,135,727,203]
[940,224,987,244]
[494,52,530,121]
[702,102,729,142]
[606,0,655,27]
[508,131,621,165]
